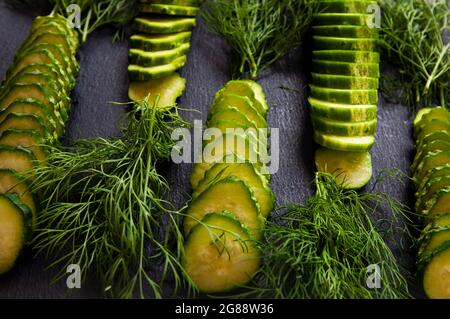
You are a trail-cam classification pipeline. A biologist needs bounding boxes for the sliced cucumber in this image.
[312,60,379,77]
[0,129,47,162]
[129,32,191,51]
[313,50,379,63]
[310,85,378,104]
[315,147,372,189]
[414,151,450,187]
[139,4,200,16]
[193,162,275,217]
[308,97,377,122]
[314,131,375,151]
[411,140,450,172]
[183,212,260,293]
[207,107,257,130]
[133,17,197,34]
[128,73,186,107]
[29,21,79,51]
[128,56,187,80]
[0,193,33,274]
[311,114,377,136]
[314,13,375,27]
[0,169,35,221]
[422,246,450,299]
[20,31,76,57]
[416,131,450,150]
[0,113,50,141]
[311,73,379,89]
[317,1,379,13]
[313,36,378,51]
[413,107,433,127]
[416,165,450,198]
[423,188,450,219]
[129,43,190,67]
[415,176,450,214]
[0,145,37,176]
[312,25,377,38]
[209,93,266,128]
[413,107,450,138]
[416,120,450,144]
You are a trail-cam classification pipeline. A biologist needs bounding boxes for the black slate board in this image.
[0,4,421,298]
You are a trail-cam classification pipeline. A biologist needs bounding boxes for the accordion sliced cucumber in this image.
[0,113,51,141]
[416,165,450,198]
[128,73,186,107]
[423,188,450,219]
[133,17,197,34]
[314,131,375,151]
[414,107,450,138]
[0,129,46,162]
[311,114,377,136]
[416,176,450,214]
[414,151,450,187]
[311,73,379,89]
[312,60,379,77]
[317,1,379,13]
[312,25,378,38]
[308,97,377,122]
[184,176,264,239]
[310,85,378,104]
[313,36,378,51]
[417,131,450,151]
[128,56,187,80]
[129,32,191,51]
[0,193,33,274]
[0,169,35,221]
[208,107,257,130]
[139,4,200,16]
[411,140,450,172]
[193,162,275,217]
[183,212,261,293]
[0,146,38,176]
[129,43,190,67]
[315,147,372,189]
[416,120,450,144]
[313,50,379,63]
[313,13,375,27]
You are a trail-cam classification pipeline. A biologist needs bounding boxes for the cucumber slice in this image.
[314,131,375,151]
[0,193,33,274]
[0,129,47,162]
[128,73,186,107]
[129,32,191,51]
[416,165,450,198]
[193,162,275,217]
[312,60,379,77]
[206,120,267,150]
[416,131,450,150]
[313,13,375,27]
[0,145,37,175]
[209,93,266,128]
[311,73,379,89]
[184,176,264,239]
[312,25,378,38]
[414,151,450,187]
[414,107,450,138]
[0,113,50,141]
[216,80,268,116]
[315,147,372,189]
[415,176,450,214]
[416,120,450,144]
[128,56,187,80]
[133,17,196,34]
[29,20,79,51]
[0,169,35,226]
[141,0,201,6]
[129,43,190,67]
[313,50,379,63]
[21,31,77,56]
[313,36,378,51]
[208,107,257,127]
[317,1,379,13]
[310,85,378,104]
[423,187,450,218]
[422,247,450,299]
[139,4,200,16]
[183,212,260,293]
[308,97,377,122]
[412,140,450,172]
[413,107,433,127]
[311,114,377,136]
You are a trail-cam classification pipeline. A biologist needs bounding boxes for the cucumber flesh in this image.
[129,32,191,51]
[422,248,450,299]
[412,140,450,172]
[310,85,379,105]
[308,97,377,122]
[313,36,378,51]
[313,50,379,63]
[139,4,200,16]
[128,56,187,80]
[311,114,377,136]
[311,73,379,89]
[216,80,268,115]
[133,17,197,34]
[313,13,376,27]
[0,129,47,162]
[312,60,379,77]
[129,43,190,67]
[416,176,450,214]
[312,25,378,38]
[414,107,450,138]
[314,131,375,151]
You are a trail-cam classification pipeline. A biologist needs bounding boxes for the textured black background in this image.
[0,3,420,298]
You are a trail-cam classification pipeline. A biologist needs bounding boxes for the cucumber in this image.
[0,129,47,162]
[312,25,378,38]
[128,73,186,107]
[315,147,372,189]
[183,212,261,293]
[0,169,35,221]
[209,93,266,128]
[308,97,377,122]
[311,73,379,89]
[313,50,379,63]
[313,36,378,51]
[139,4,200,16]
[133,17,197,34]
[29,21,79,51]
[20,31,77,57]
[415,176,450,214]
[413,107,450,138]
[0,113,51,141]
[416,120,450,144]
[411,140,450,172]
[140,0,201,6]
[416,131,450,150]
[207,107,257,130]
[0,193,33,274]
[423,188,450,219]
[0,146,37,176]
[422,246,450,299]
[414,151,450,187]
[312,60,379,77]
[128,56,187,80]
[313,13,375,27]
[311,114,377,136]
[216,80,268,116]
[184,176,264,239]
[310,85,379,104]
[193,162,275,217]
[317,1,379,13]
[206,120,267,149]
[413,107,433,127]
[129,43,190,67]
[314,131,375,151]
[416,165,450,198]
[129,32,191,51]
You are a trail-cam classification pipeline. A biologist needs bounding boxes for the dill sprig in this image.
[380,0,450,110]
[29,101,195,299]
[243,172,413,299]
[201,0,316,80]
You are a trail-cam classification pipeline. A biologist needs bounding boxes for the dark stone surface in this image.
[0,4,420,298]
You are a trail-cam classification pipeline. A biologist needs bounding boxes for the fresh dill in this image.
[29,100,195,299]
[201,0,317,80]
[243,172,413,299]
[380,0,450,110]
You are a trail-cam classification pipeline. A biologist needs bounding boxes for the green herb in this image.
[242,172,413,299]
[30,100,195,299]
[380,0,450,109]
[201,0,316,80]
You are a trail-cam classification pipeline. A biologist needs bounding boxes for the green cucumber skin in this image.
[312,60,379,77]
[311,115,377,136]
[313,50,380,63]
[311,73,379,89]
[139,4,200,17]
[317,1,380,14]
[312,25,378,38]
[314,131,375,151]
[313,36,378,51]
[132,17,197,34]
[313,13,375,27]
[310,85,379,105]
[128,56,187,81]
[129,44,190,67]
[308,97,377,122]
[129,32,191,51]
